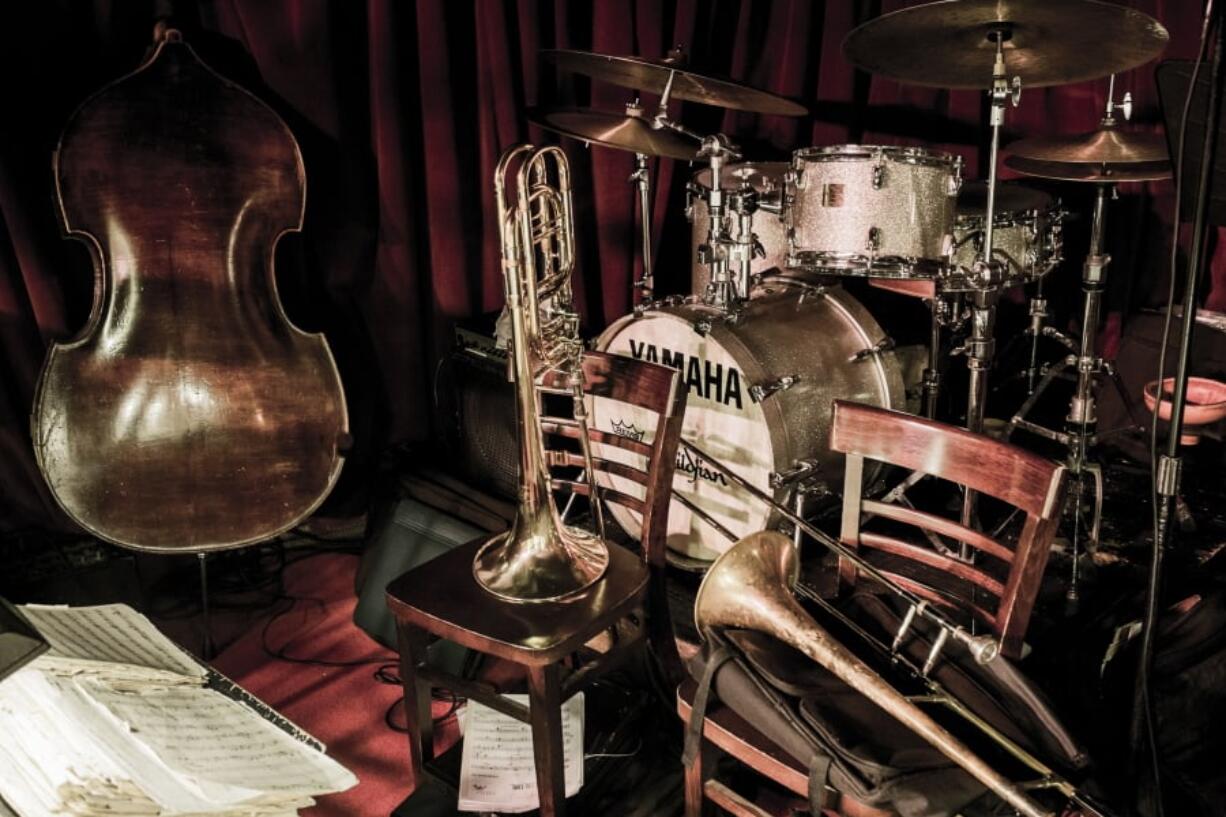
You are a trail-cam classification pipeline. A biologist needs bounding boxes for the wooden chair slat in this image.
[860,499,1015,564]
[551,480,645,515]
[830,401,1064,519]
[857,532,1006,598]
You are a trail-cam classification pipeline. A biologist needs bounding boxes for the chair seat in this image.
[386,535,649,665]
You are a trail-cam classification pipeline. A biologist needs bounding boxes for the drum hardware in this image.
[748,375,799,403]
[1003,83,1173,607]
[843,0,1168,558]
[694,532,1114,817]
[848,337,896,364]
[595,286,904,564]
[471,144,611,603]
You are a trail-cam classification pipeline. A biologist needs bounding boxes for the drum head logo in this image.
[610,419,645,442]
[626,338,745,409]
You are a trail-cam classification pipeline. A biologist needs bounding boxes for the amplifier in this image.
[434,323,518,500]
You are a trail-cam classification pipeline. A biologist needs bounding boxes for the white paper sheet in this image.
[19,604,205,682]
[457,693,584,813]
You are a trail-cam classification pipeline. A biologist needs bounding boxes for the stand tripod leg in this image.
[1006,357,1071,440]
[1106,363,1146,433]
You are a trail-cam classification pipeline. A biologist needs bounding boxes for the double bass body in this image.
[32,33,348,551]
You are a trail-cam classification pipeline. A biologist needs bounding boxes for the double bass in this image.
[31,29,348,551]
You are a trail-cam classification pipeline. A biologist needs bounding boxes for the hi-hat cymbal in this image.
[528,108,698,160]
[1007,127,1169,165]
[542,49,808,116]
[1005,155,1172,183]
[843,0,1168,90]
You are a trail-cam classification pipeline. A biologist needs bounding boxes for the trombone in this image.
[677,442,1114,817]
[472,144,609,603]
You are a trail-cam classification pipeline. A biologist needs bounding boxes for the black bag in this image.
[685,591,1090,817]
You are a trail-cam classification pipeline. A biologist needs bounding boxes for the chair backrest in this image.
[537,350,686,571]
[828,400,1067,658]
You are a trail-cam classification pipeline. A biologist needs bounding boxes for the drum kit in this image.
[531,0,1172,583]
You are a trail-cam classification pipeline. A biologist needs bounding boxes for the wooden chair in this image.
[679,400,1068,817]
[386,350,686,817]
[829,399,1067,660]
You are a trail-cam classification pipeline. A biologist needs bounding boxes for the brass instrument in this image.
[695,530,1112,817]
[472,144,610,603]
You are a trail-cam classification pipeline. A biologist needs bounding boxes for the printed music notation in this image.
[457,693,584,813]
[0,603,355,817]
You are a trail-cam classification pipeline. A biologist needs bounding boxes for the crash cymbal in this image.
[1005,155,1172,183]
[542,49,808,116]
[1007,126,1169,165]
[528,107,698,160]
[843,0,1168,90]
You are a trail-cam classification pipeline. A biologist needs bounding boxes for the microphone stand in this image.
[1137,3,1224,811]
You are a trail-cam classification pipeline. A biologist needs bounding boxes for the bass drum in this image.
[592,283,905,564]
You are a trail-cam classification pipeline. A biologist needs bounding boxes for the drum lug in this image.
[848,337,896,363]
[770,458,819,489]
[871,161,887,190]
[749,374,799,402]
[866,227,882,254]
[948,156,964,196]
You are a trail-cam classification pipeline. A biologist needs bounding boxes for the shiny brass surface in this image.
[843,0,1169,89]
[542,49,807,116]
[529,107,698,160]
[472,144,610,602]
[1007,126,1169,166]
[695,532,1054,817]
[1005,156,1173,183]
[32,34,347,552]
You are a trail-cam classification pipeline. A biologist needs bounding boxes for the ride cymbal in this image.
[843,0,1168,90]
[542,49,808,116]
[528,108,698,160]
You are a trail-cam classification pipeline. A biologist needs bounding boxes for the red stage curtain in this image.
[0,0,1214,533]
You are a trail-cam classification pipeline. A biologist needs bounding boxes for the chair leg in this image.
[684,743,705,817]
[527,664,567,817]
[395,622,434,791]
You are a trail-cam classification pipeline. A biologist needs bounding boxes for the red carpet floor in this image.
[211,552,460,817]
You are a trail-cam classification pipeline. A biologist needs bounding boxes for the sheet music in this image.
[19,604,205,681]
[0,603,356,817]
[83,681,356,798]
[457,693,584,813]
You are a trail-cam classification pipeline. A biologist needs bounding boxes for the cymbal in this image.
[528,108,698,160]
[1007,126,1169,165]
[542,49,808,116]
[843,0,1168,90]
[1005,155,1172,183]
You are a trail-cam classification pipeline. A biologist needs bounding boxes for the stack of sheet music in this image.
[0,604,356,817]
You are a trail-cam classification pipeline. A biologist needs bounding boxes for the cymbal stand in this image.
[630,150,654,303]
[959,29,1019,553]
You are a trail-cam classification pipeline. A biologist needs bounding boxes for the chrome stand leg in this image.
[631,152,654,303]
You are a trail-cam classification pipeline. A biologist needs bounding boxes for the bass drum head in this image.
[592,287,903,565]
[592,307,774,563]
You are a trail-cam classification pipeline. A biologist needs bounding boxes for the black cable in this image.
[1142,4,1218,814]
[260,593,394,668]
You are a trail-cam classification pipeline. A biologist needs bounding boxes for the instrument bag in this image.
[685,589,1091,817]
